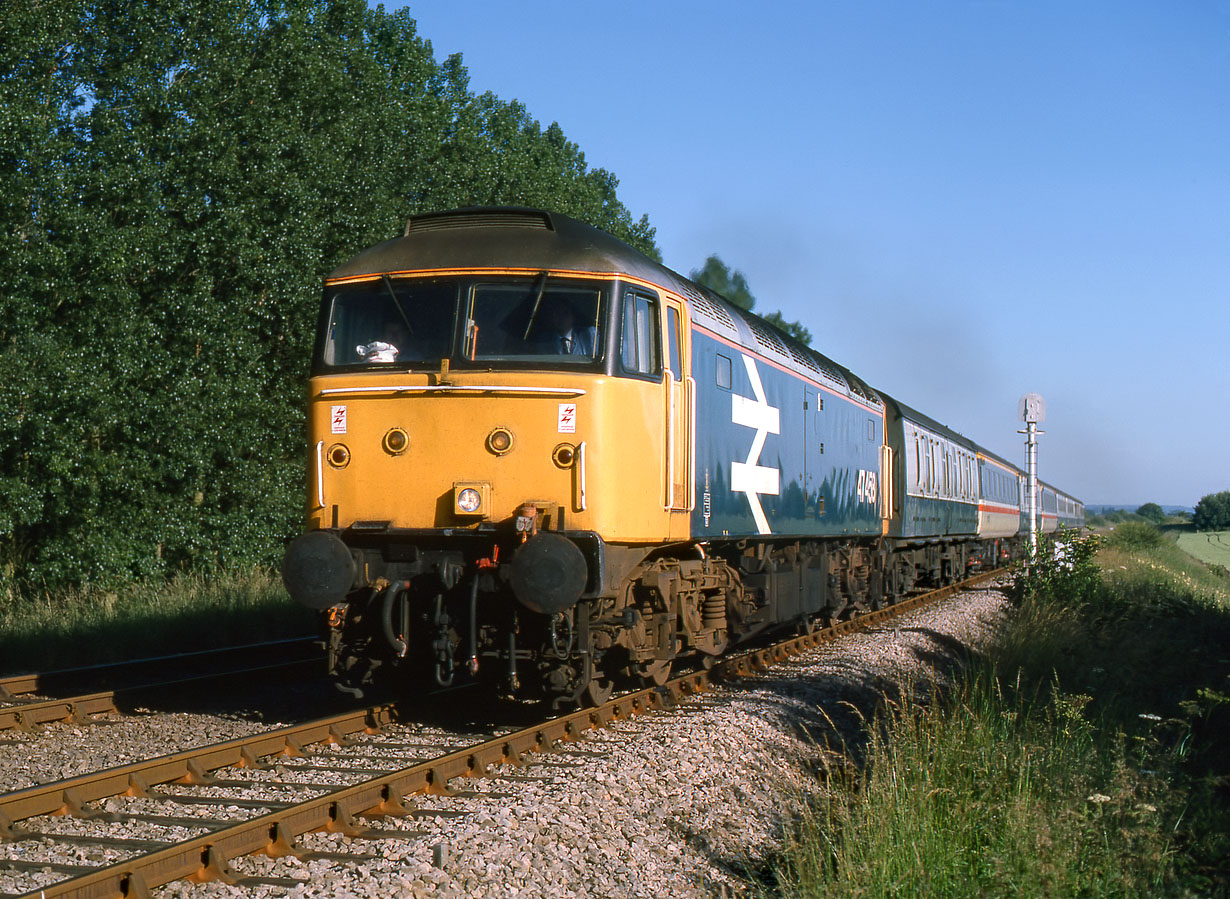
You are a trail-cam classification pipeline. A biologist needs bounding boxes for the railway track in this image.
[0,639,322,733]
[0,570,1003,898]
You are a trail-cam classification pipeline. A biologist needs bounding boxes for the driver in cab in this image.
[531,296,596,356]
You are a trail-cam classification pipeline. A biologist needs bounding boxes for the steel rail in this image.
[9,692,667,899]
[4,569,1006,899]
[0,637,319,702]
[0,704,400,827]
[0,657,323,733]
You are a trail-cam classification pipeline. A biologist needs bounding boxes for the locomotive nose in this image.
[282,530,357,609]
[506,532,588,615]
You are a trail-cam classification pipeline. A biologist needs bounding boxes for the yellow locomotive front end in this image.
[305,273,669,542]
[283,211,697,703]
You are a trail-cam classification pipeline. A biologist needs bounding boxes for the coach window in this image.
[620,290,662,379]
[916,434,926,494]
[931,440,939,495]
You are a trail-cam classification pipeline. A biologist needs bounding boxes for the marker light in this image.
[383,428,409,455]
[486,427,514,455]
[456,488,482,514]
[327,444,351,469]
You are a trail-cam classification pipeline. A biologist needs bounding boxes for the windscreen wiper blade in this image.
[522,271,550,340]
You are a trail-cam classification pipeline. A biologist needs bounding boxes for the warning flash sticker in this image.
[557,403,577,434]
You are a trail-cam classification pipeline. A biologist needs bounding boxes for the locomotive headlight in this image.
[453,482,490,517]
[457,489,481,513]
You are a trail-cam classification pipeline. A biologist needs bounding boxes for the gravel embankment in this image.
[1,584,1010,898]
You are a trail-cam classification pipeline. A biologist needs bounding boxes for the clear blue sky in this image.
[397,1,1229,507]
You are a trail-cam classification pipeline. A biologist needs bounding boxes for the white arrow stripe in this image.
[730,354,781,535]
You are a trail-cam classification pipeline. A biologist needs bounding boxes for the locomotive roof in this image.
[328,207,679,288]
[329,207,881,410]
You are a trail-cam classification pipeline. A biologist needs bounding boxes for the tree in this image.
[1193,491,1230,531]
[690,255,754,310]
[1135,503,1166,524]
[0,0,656,589]
[689,254,812,346]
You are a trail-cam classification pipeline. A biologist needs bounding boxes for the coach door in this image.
[663,298,694,520]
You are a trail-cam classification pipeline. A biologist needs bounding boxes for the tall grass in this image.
[0,567,316,674]
[775,534,1230,897]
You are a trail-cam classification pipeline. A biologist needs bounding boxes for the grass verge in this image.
[0,567,317,674]
[773,534,1230,897]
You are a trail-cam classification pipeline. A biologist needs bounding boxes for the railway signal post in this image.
[1018,393,1046,562]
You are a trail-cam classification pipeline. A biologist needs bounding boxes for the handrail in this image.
[318,385,586,398]
[576,441,587,512]
[686,375,697,512]
[314,441,325,509]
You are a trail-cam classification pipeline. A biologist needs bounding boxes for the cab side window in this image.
[620,291,661,377]
[666,306,682,380]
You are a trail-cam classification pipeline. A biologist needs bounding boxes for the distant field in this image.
[1176,529,1230,568]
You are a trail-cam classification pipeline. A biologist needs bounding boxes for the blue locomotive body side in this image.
[689,327,884,540]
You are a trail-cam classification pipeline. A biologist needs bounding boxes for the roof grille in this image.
[682,285,739,334]
[843,372,882,406]
[405,209,553,235]
[809,353,849,390]
[747,318,790,357]
[788,344,820,375]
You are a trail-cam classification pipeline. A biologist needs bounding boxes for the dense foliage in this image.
[1135,502,1165,523]
[1193,491,1230,531]
[1107,520,1164,550]
[0,0,656,591]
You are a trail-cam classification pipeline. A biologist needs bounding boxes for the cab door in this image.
[663,298,694,525]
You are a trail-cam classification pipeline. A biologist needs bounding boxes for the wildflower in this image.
[1138,803,1157,813]
[1138,713,1162,722]
[1087,793,1112,804]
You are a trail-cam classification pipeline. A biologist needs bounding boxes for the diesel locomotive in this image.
[281,207,1083,704]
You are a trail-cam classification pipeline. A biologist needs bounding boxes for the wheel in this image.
[638,659,672,686]
[584,673,614,705]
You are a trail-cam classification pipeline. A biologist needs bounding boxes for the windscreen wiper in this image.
[382,274,415,334]
[521,270,550,340]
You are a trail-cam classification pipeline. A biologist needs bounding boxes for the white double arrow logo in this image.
[730,354,780,535]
